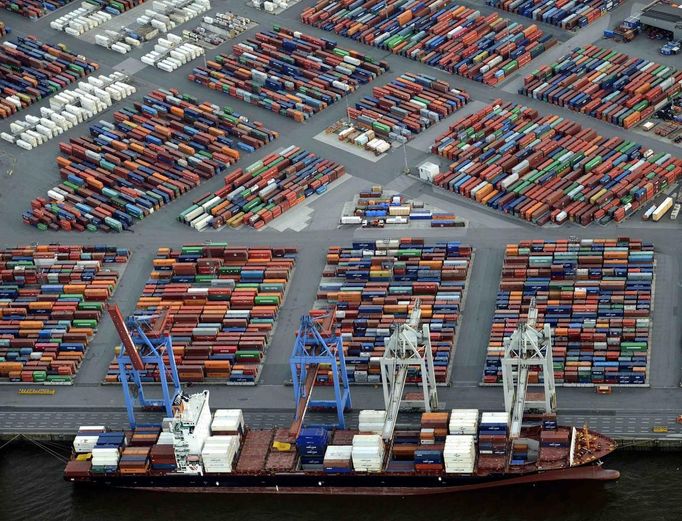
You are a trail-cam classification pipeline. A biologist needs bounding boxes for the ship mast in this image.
[502,297,557,439]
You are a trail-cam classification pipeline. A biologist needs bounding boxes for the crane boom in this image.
[381,364,408,440]
[107,304,181,429]
[289,365,319,437]
[108,304,144,370]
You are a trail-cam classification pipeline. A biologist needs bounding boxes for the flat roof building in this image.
[640,2,682,39]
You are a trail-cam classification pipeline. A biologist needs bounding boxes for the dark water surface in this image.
[1,444,681,521]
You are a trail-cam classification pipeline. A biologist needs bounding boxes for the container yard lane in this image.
[0,0,681,447]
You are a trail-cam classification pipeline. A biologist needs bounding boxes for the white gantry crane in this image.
[380,298,439,441]
[502,297,557,439]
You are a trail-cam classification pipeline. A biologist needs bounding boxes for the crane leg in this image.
[119,362,136,430]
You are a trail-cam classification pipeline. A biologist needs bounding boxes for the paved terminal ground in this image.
[0,0,681,441]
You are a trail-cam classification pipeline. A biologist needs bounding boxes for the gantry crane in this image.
[380,298,438,441]
[501,297,557,439]
[289,309,351,436]
[108,304,182,429]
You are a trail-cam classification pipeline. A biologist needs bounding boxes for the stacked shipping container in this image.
[342,185,463,226]
[477,412,508,471]
[0,36,99,119]
[51,0,149,36]
[300,0,556,85]
[431,101,682,225]
[189,26,389,122]
[0,245,130,384]
[105,245,296,384]
[520,45,682,129]
[23,89,278,232]
[386,410,480,473]
[179,146,345,230]
[484,238,653,385]
[315,238,472,384]
[487,0,621,30]
[1,0,75,18]
[348,73,470,141]
[2,72,136,150]
[78,0,146,14]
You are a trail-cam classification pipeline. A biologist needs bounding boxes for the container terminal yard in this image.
[0,0,681,496]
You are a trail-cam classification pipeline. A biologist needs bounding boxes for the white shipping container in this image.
[340,215,362,225]
[324,445,353,460]
[480,412,508,426]
[418,161,439,181]
[92,447,120,457]
[388,205,410,216]
[375,141,391,154]
[211,409,244,434]
[352,434,384,447]
[653,197,673,221]
[73,435,99,453]
[192,214,212,231]
[358,410,386,434]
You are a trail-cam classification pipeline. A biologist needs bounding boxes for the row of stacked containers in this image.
[0,36,99,119]
[430,100,682,225]
[0,240,656,388]
[520,45,682,129]
[314,238,472,385]
[0,245,130,384]
[179,146,346,230]
[23,89,278,232]
[55,0,148,20]
[484,238,653,385]
[0,0,75,18]
[65,407,571,477]
[487,0,621,30]
[1,0,141,18]
[348,73,470,142]
[105,245,296,384]
[300,0,556,85]
[188,26,389,122]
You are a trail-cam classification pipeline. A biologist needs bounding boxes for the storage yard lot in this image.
[0,0,681,441]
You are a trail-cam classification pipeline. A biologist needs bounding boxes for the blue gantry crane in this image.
[108,304,182,429]
[289,309,351,435]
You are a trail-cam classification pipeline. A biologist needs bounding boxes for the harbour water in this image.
[1,444,681,521]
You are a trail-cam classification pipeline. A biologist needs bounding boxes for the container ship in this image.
[64,391,618,495]
[64,298,619,495]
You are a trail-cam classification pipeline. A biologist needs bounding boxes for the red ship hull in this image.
[134,464,620,495]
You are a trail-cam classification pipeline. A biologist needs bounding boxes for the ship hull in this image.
[69,463,619,496]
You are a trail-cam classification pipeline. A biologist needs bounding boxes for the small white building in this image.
[418,161,439,181]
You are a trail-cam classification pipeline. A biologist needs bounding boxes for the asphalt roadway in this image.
[0,0,681,440]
